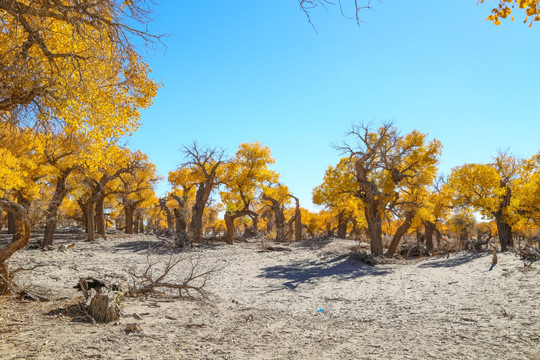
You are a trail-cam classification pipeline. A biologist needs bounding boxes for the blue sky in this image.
[127,0,540,211]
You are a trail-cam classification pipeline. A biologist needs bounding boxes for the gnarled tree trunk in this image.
[262,194,286,242]
[0,200,30,295]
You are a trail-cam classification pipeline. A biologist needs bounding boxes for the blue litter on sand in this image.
[316,308,323,312]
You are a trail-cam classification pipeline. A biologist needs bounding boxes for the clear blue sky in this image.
[127,0,540,211]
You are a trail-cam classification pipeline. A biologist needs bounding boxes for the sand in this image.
[1,234,539,359]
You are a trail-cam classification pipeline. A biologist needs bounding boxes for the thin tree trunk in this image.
[386,211,414,256]
[86,200,96,241]
[293,197,302,241]
[43,174,70,247]
[95,195,106,238]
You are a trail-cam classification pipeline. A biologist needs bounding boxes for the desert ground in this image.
[1,232,539,360]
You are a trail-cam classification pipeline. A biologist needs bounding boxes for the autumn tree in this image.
[0,0,158,144]
[39,134,89,247]
[421,177,452,249]
[168,167,197,241]
[514,152,540,228]
[74,146,141,241]
[340,123,442,256]
[313,158,363,239]
[112,151,159,234]
[447,153,519,251]
[220,142,278,244]
[180,143,227,243]
[261,185,294,242]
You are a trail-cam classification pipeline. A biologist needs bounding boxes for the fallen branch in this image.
[128,251,221,300]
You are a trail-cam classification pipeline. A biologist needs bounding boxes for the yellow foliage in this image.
[483,0,540,26]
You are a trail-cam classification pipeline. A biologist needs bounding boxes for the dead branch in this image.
[128,251,221,301]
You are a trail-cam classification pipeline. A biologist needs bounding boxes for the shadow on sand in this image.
[259,254,391,289]
[417,252,487,269]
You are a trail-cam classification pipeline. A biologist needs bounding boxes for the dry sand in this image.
[1,234,539,359]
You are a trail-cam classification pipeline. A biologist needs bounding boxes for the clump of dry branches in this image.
[127,251,221,301]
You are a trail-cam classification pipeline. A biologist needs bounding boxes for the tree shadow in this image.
[259,254,391,289]
[113,239,173,254]
[417,252,487,269]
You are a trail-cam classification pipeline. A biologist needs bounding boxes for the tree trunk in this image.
[77,199,89,233]
[190,183,212,243]
[364,199,383,256]
[0,200,30,295]
[86,200,96,241]
[224,212,235,244]
[494,184,514,251]
[386,211,414,256]
[423,220,435,251]
[337,212,348,239]
[125,205,133,234]
[7,211,15,235]
[173,208,187,238]
[43,174,70,247]
[95,195,106,238]
[262,194,286,242]
[494,212,513,252]
[294,198,302,241]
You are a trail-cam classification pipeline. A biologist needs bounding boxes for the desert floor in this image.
[1,233,539,360]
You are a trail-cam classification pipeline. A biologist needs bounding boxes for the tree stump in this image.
[78,278,121,323]
[87,290,121,323]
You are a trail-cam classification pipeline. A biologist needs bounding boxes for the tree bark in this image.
[191,183,213,243]
[293,197,302,242]
[386,211,414,256]
[43,172,70,247]
[262,194,286,242]
[86,199,96,241]
[337,211,348,239]
[423,220,436,251]
[494,184,514,251]
[364,197,383,256]
[224,212,235,245]
[125,206,133,234]
[0,200,30,295]
[494,213,513,252]
[7,211,15,234]
[159,198,174,233]
[95,195,106,238]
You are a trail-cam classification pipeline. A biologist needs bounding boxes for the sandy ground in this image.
[1,233,539,360]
